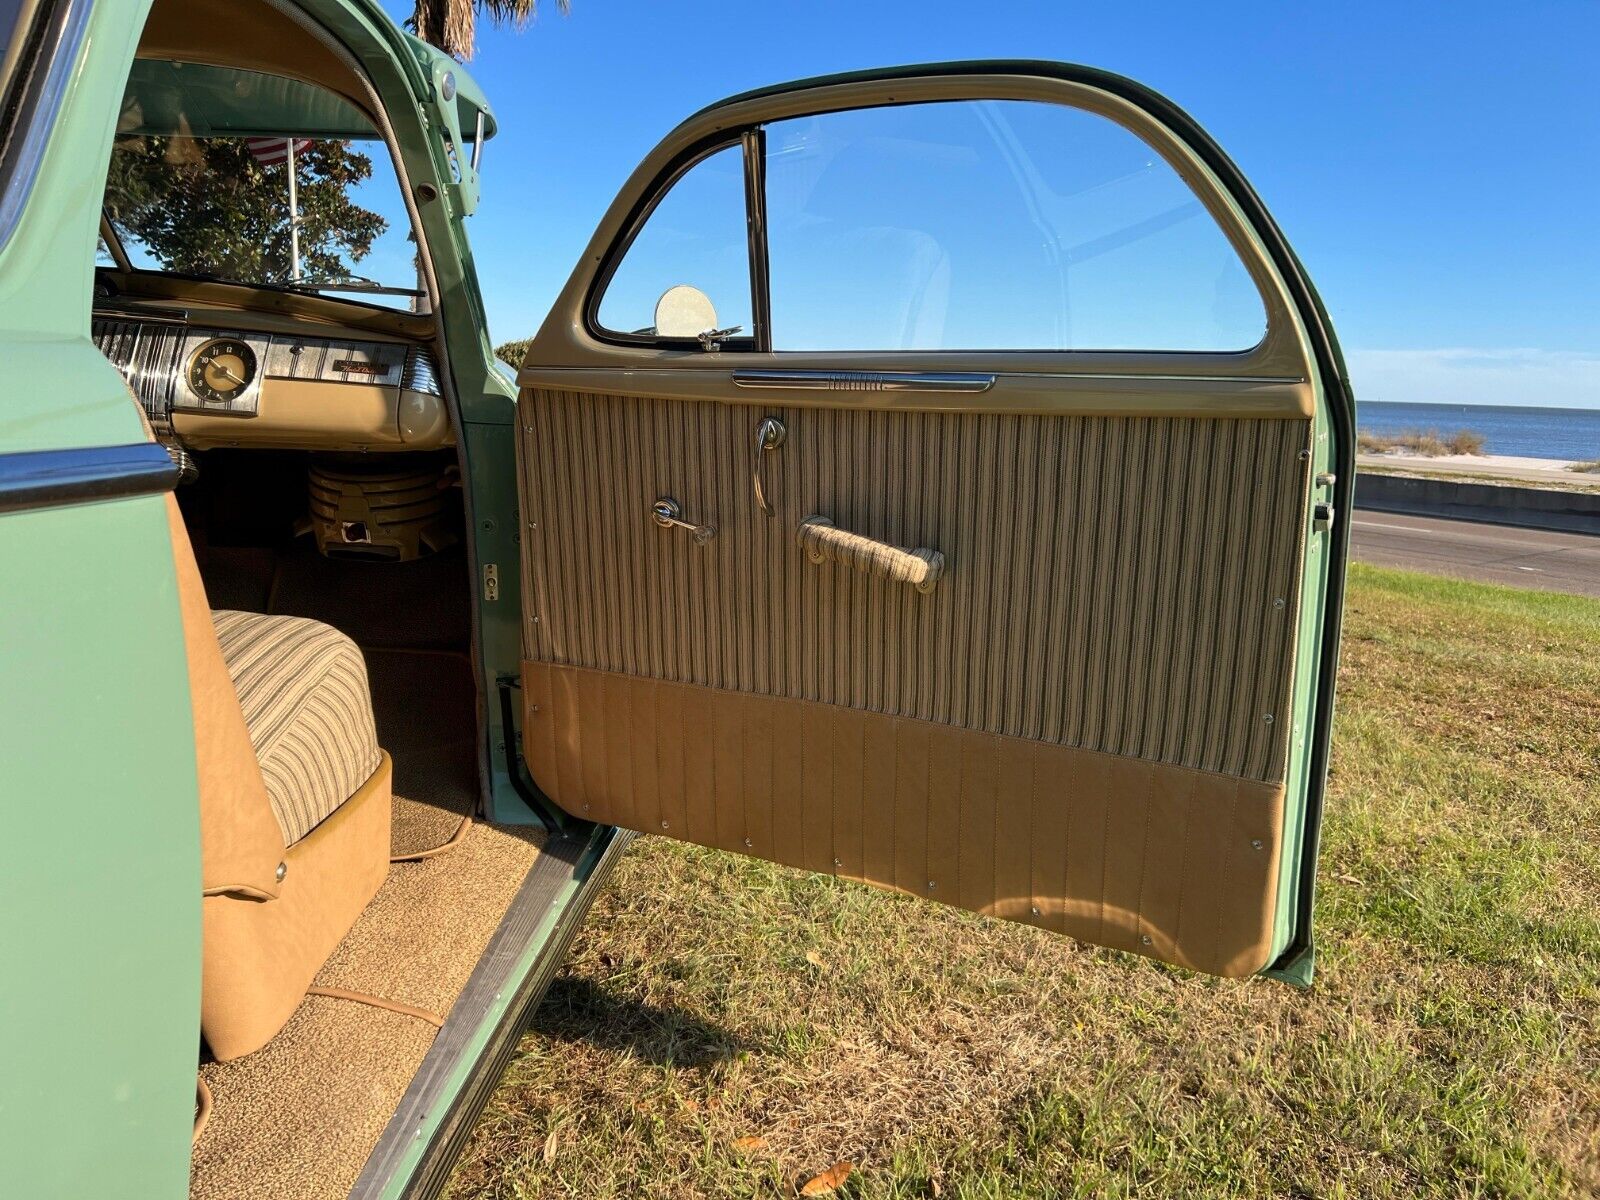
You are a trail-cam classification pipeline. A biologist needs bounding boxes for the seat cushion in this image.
[211,610,381,846]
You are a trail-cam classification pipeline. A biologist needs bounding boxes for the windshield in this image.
[102,61,421,308]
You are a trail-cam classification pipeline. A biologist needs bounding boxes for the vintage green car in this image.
[0,0,1353,1195]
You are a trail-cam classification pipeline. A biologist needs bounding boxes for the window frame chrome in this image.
[0,0,91,254]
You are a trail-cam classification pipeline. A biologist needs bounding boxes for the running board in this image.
[348,824,635,1199]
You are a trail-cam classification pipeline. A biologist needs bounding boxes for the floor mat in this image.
[267,539,471,651]
[193,545,277,613]
[365,649,479,859]
[190,821,545,1200]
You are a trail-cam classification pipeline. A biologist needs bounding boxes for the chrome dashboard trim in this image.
[402,347,442,395]
[92,316,419,429]
[92,305,188,326]
[0,442,178,516]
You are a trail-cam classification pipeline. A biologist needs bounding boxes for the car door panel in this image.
[514,64,1348,982]
[526,661,1285,975]
[519,385,1308,976]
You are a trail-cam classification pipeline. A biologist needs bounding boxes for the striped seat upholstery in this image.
[211,610,382,846]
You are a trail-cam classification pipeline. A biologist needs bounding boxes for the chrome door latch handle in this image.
[752,416,785,516]
[650,496,715,544]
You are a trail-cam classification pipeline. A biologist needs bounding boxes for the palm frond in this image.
[410,0,570,60]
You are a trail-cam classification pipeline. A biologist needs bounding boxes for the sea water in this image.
[1358,401,1600,462]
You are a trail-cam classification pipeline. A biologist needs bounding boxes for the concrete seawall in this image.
[1355,472,1600,536]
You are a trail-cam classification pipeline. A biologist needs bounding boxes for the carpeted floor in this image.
[267,540,471,652]
[186,519,534,1198]
[190,818,546,1200]
[194,539,470,652]
[367,648,480,859]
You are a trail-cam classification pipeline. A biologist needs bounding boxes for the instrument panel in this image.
[93,310,449,451]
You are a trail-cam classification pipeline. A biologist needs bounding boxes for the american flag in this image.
[244,137,313,166]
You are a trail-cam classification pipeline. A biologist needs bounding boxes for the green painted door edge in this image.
[0,0,204,1195]
[1262,397,1340,987]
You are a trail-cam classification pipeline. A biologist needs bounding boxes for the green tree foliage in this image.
[103,136,387,284]
[494,336,533,368]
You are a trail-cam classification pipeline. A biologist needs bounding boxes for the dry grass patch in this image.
[447,565,1600,1199]
[1358,428,1487,456]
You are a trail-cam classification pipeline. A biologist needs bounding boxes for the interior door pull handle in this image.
[752,416,785,516]
[797,515,944,593]
[650,497,715,544]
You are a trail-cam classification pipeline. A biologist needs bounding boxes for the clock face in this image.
[186,338,257,405]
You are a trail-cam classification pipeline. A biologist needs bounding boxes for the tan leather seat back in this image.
[165,495,286,899]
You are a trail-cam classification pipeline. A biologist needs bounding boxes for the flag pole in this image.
[286,137,301,282]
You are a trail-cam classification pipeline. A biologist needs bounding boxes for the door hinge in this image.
[482,561,499,601]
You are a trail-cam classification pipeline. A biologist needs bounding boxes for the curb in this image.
[1354,472,1600,536]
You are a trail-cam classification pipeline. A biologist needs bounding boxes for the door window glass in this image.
[763,100,1266,351]
[595,144,752,339]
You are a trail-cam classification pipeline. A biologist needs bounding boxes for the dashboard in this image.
[93,300,452,453]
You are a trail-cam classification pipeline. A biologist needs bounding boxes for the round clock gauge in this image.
[186,338,258,405]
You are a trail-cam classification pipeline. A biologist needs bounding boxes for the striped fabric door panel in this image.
[517,389,1312,976]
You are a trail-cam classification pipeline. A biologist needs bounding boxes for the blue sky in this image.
[381,0,1599,407]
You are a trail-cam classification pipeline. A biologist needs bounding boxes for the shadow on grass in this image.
[528,974,746,1068]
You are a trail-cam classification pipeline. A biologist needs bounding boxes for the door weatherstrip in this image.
[0,443,178,516]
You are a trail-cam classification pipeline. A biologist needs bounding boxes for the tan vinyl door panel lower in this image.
[517,386,1311,976]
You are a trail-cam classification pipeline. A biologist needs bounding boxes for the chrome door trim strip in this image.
[732,369,997,393]
[0,442,179,516]
[0,0,93,253]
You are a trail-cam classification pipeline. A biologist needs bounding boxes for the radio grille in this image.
[402,347,442,395]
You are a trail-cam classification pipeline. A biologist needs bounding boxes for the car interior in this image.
[89,2,1329,1190]
[93,2,541,1195]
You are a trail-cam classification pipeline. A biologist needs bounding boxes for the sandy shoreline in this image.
[1356,451,1593,482]
[1363,451,1575,470]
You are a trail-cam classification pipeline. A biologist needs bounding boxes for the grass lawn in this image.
[446,564,1600,1199]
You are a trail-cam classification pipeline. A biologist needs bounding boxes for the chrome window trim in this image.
[0,442,179,516]
[0,0,91,253]
[732,369,997,393]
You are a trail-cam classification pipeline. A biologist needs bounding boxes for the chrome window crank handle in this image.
[650,497,715,544]
[752,416,786,517]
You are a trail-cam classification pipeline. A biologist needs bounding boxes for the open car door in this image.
[511,63,1352,985]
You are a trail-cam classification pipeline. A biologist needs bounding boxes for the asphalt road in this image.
[1349,509,1600,598]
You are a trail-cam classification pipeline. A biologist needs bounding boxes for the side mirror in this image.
[654,285,718,337]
